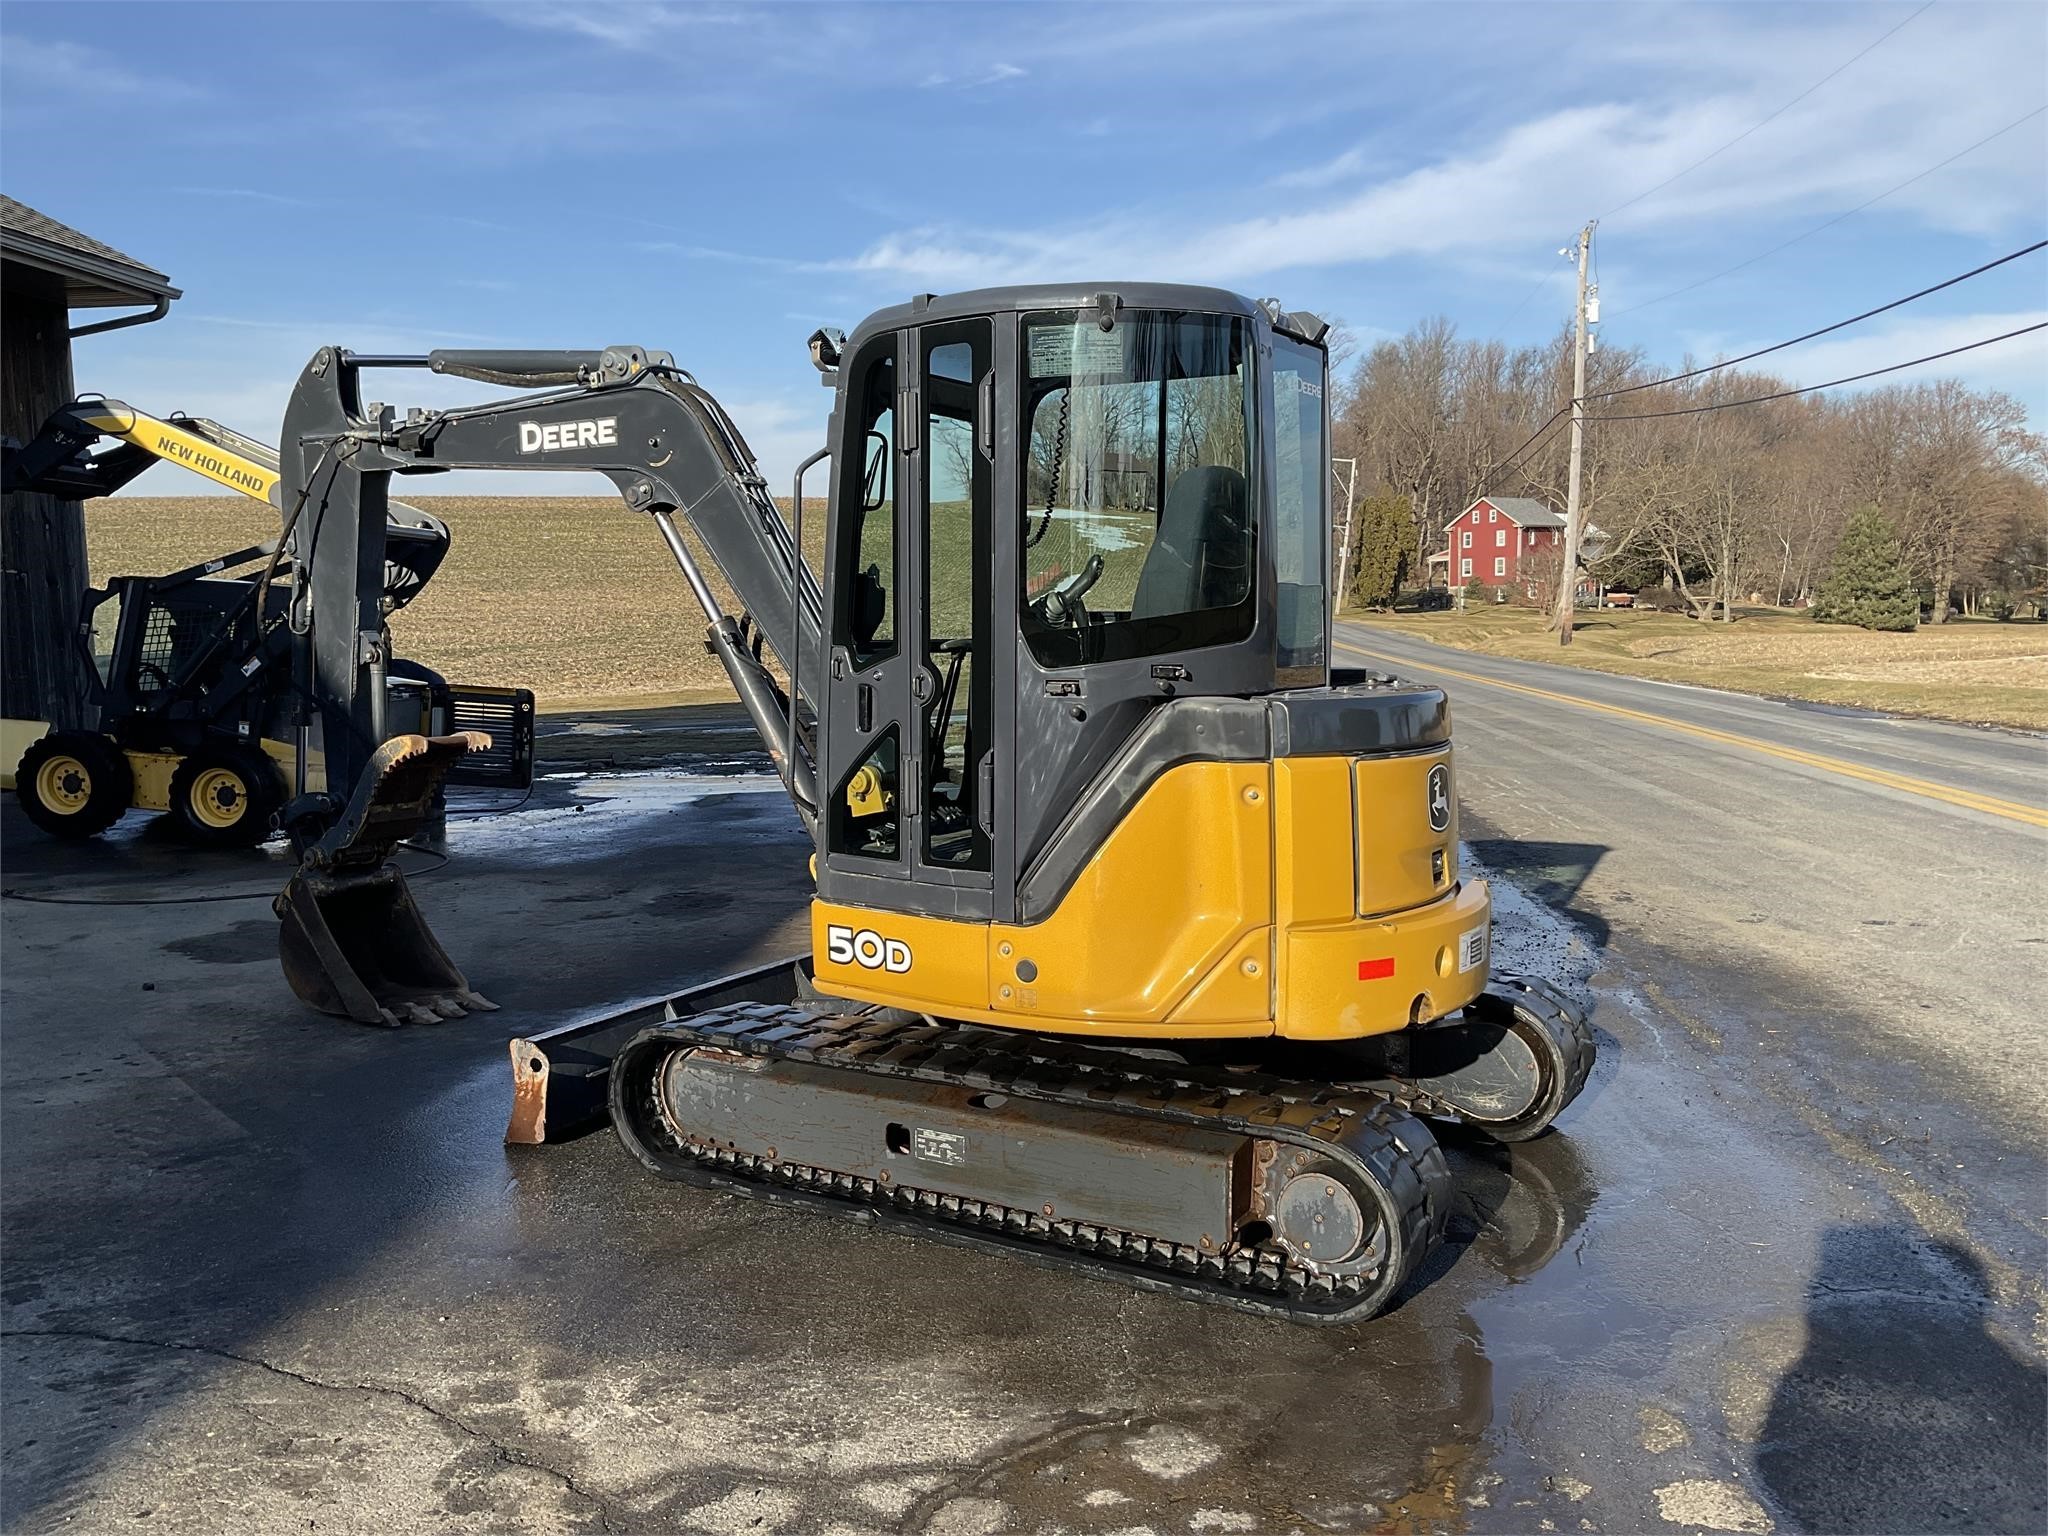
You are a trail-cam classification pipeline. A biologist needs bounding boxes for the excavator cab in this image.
[801,288,1487,1043]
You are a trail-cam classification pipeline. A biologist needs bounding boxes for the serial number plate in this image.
[1458,926,1487,974]
[912,1127,966,1166]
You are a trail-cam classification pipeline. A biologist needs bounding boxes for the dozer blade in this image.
[277,731,499,1027]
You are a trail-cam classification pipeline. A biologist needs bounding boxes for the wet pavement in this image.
[2,700,2043,1535]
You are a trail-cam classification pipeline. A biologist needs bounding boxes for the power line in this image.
[1609,104,2048,318]
[1495,269,1558,330]
[1590,238,2047,403]
[1489,236,2045,463]
[1588,322,2047,421]
[1487,405,1571,483]
[1598,0,1937,223]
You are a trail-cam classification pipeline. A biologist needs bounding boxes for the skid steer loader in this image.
[267,286,1593,1320]
[2,400,534,846]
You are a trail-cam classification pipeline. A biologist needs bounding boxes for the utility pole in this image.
[1554,219,1595,645]
[1331,457,1359,611]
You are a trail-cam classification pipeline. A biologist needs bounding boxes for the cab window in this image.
[1019,311,1254,668]
[836,344,895,666]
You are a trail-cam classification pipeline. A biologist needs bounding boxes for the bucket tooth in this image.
[276,731,489,1027]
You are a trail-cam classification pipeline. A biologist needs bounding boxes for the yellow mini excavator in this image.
[263,286,1593,1320]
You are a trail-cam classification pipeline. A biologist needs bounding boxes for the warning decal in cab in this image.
[912,1128,966,1166]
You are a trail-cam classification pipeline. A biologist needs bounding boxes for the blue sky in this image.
[5,0,2044,495]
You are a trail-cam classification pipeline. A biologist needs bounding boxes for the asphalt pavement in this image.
[2,662,2043,1536]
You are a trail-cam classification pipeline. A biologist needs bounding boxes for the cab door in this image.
[819,330,914,898]
[903,318,995,917]
[816,319,1000,923]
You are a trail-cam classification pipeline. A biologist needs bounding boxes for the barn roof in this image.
[1472,496,1564,529]
[1,195,180,308]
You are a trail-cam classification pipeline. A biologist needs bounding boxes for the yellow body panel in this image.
[1282,881,1490,1040]
[1354,749,1457,916]
[1,718,50,789]
[123,750,182,812]
[1273,756,1355,928]
[812,747,1494,1042]
[259,736,321,792]
[77,406,277,502]
[811,905,989,1018]
[990,761,1272,1028]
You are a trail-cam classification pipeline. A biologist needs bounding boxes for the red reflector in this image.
[1357,957,1396,981]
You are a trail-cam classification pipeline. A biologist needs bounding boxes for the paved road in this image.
[1342,622,2048,1305]
[3,680,2044,1536]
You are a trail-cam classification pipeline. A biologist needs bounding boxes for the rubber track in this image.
[610,1005,1454,1324]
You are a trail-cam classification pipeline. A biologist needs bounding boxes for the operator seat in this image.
[1129,465,1248,620]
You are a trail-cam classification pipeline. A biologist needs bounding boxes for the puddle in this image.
[160,919,276,966]
[437,770,795,858]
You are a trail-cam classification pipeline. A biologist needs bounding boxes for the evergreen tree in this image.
[1813,504,1919,631]
[1348,491,1413,609]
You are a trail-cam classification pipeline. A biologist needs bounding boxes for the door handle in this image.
[857,683,873,733]
[976,753,995,836]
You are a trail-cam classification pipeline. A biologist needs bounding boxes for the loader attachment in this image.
[277,731,498,1027]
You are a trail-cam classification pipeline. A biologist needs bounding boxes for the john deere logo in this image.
[1426,765,1450,833]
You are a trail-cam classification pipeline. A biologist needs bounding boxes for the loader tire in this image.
[169,744,281,847]
[17,732,132,840]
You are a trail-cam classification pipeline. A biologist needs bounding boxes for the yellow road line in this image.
[1338,640,2048,829]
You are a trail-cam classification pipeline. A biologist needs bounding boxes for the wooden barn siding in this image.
[2,285,89,729]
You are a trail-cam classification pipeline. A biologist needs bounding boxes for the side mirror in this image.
[861,431,889,512]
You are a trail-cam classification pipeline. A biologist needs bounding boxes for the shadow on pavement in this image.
[1754,1225,2046,1536]
[1466,838,1610,948]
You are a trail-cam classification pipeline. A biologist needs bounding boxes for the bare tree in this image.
[1334,318,2042,620]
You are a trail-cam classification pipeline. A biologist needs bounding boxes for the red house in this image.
[1437,496,1565,591]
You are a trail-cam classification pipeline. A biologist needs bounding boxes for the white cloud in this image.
[472,1,742,49]
[831,6,2045,290]
[1271,146,1373,191]
[172,186,315,207]
[1700,310,2048,402]
[919,61,1027,90]
[0,34,206,99]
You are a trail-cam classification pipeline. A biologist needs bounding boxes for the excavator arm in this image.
[276,344,823,825]
[269,343,826,1025]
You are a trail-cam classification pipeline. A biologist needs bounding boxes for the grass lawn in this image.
[1349,604,2048,731]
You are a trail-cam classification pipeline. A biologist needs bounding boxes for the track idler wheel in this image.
[1394,976,1595,1143]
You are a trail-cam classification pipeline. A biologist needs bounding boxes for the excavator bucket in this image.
[276,732,499,1027]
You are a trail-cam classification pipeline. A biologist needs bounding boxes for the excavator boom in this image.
[266,343,831,1023]
[276,345,823,822]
